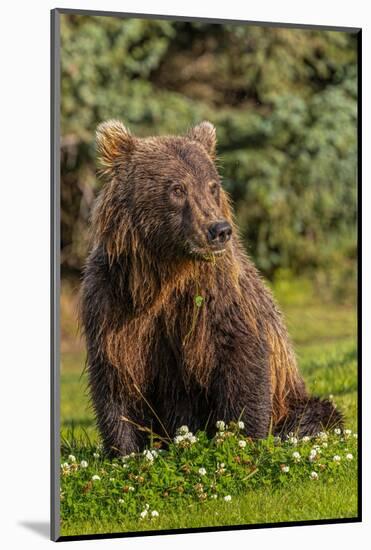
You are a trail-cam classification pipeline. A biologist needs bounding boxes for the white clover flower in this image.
[151,510,159,518]
[318,432,328,441]
[174,435,184,445]
[309,449,317,462]
[289,436,298,445]
[80,460,88,468]
[68,454,76,463]
[310,471,319,480]
[182,431,197,443]
[224,495,232,502]
[312,445,321,452]
[334,428,341,435]
[301,436,310,443]
[292,451,301,462]
[346,453,354,461]
[216,420,226,431]
[216,462,226,474]
[237,421,245,429]
[93,452,100,459]
[92,475,101,481]
[140,510,148,519]
[333,455,341,462]
[143,450,154,462]
[121,455,130,462]
[151,450,158,458]
[61,462,70,472]
[178,425,189,435]
[344,429,352,437]
[198,467,207,476]
[118,498,124,504]
[128,486,135,492]
[238,440,247,448]
[281,465,290,473]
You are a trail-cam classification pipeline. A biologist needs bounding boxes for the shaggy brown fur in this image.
[80,120,342,456]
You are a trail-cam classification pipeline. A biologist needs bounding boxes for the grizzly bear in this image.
[81,120,342,457]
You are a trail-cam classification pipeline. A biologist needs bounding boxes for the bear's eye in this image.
[171,184,186,198]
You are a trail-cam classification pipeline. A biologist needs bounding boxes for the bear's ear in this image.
[96,120,135,172]
[187,121,217,158]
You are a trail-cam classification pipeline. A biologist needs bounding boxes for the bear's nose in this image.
[207,221,232,245]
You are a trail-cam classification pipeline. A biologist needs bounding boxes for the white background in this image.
[0,0,369,548]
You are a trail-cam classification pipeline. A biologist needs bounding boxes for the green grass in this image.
[61,479,358,536]
[59,280,358,536]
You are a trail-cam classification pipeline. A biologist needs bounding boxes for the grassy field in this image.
[59,278,358,537]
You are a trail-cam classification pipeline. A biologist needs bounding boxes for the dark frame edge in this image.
[55,7,361,33]
[51,7,61,543]
[57,517,361,542]
[356,28,362,523]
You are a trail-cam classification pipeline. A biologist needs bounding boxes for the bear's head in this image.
[94,120,234,263]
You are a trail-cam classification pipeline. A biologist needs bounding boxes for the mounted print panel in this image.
[51,8,361,541]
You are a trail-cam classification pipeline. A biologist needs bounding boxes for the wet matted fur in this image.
[80,120,342,456]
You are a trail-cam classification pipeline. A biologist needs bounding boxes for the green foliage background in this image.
[60,15,358,296]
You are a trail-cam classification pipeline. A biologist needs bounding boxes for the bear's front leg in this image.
[208,316,272,439]
[87,354,146,457]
